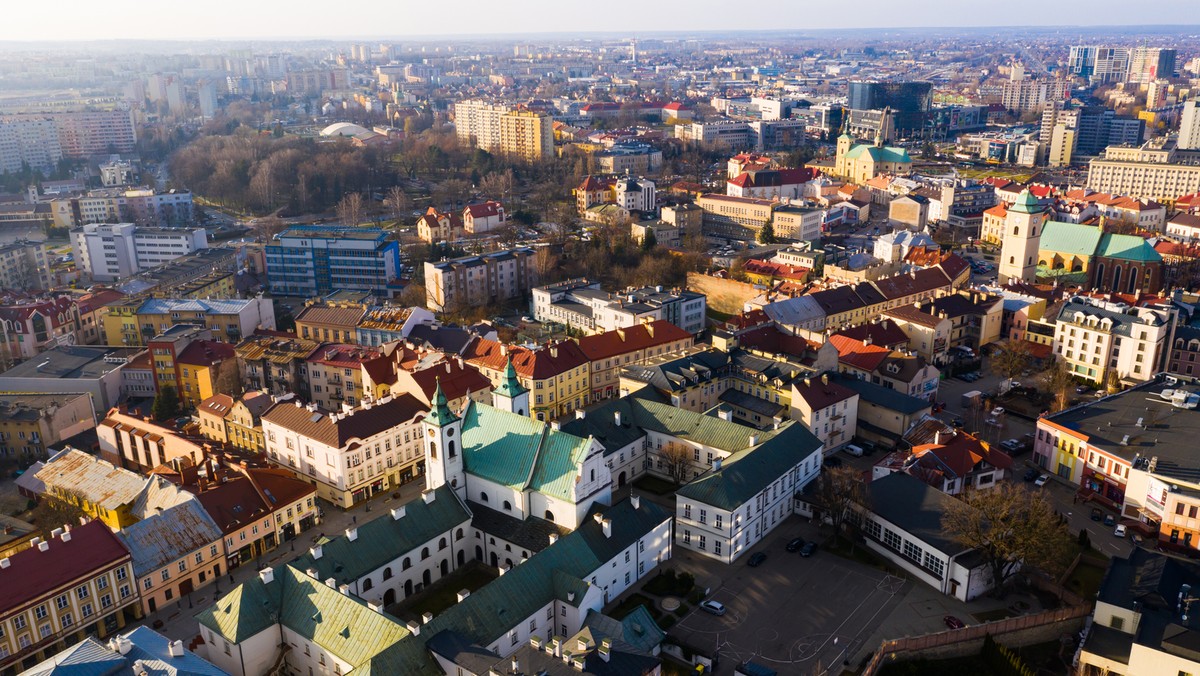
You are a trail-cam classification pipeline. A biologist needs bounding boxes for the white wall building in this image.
[71,223,208,282]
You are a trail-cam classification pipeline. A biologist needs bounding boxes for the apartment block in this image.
[0,116,62,174]
[264,226,401,297]
[532,278,707,335]
[423,247,537,312]
[1052,298,1173,386]
[1087,139,1200,203]
[453,101,553,163]
[71,223,208,283]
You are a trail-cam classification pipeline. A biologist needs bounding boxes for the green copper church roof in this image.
[1039,221,1103,257]
[493,356,527,399]
[1009,189,1044,215]
[842,143,911,164]
[423,380,459,426]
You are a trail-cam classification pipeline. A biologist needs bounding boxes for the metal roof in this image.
[675,422,823,511]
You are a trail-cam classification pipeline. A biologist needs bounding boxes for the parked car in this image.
[1104,515,1116,527]
[991,407,1006,417]
[699,600,726,616]
[1076,385,1091,394]
[952,418,965,428]
[786,537,806,552]
[1024,468,1039,482]
[1034,474,1050,487]
[1114,524,1128,538]
[944,615,966,630]
[1090,508,1102,522]
[747,552,767,567]
[799,541,817,557]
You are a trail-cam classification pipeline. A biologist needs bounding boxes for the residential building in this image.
[831,335,942,401]
[109,296,274,347]
[916,291,1005,352]
[0,393,95,462]
[726,167,815,200]
[1051,297,1173,385]
[577,321,694,402]
[50,188,194,229]
[613,176,656,214]
[464,340,589,421]
[594,141,663,174]
[630,219,680,248]
[0,110,135,163]
[303,344,382,410]
[0,241,50,290]
[234,333,320,397]
[1078,548,1200,676]
[197,390,271,452]
[264,226,401,297]
[0,346,136,415]
[619,349,734,413]
[673,420,823,563]
[874,426,1013,495]
[261,393,428,508]
[21,626,228,676]
[462,201,507,235]
[882,305,954,364]
[858,472,996,601]
[1180,101,1200,151]
[1168,324,1200,377]
[788,373,860,452]
[193,465,317,572]
[0,296,81,362]
[355,306,435,347]
[114,494,224,616]
[423,247,537,312]
[0,116,62,175]
[74,288,124,345]
[71,223,208,283]
[97,409,206,473]
[293,302,366,344]
[144,325,238,408]
[0,521,138,674]
[660,203,703,240]
[416,206,464,243]
[384,357,492,419]
[833,374,932,448]
[532,279,707,336]
[695,194,775,242]
[453,102,554,163]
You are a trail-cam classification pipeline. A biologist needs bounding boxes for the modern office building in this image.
[264,226,401,297]
[71,223,208,282]
[532,278,708,335]
[1088,139,1200,203]
[847,81,932,133]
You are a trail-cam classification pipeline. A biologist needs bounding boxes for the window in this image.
[60,613,73,628]
[715,515,723,530]
[683,504,691,520]
[699,509,707,525]
[34,605,47,620]
[195,552,204,565]
[143,579,154,590]
[924,552,945,579]
[698,535,706,550]
[55,595,69,610]
[883,528,902,551]
[161,569,170,582]
[1110,616,1124,631]
[115,568,127,581]
[97,577,109,591]
[81,603,93,618]
[101,594,113,609]
[13,615,26,630]
[714,540,722,555]
[76,584,89,600]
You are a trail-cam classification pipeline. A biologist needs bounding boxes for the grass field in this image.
[955,167,1036,183]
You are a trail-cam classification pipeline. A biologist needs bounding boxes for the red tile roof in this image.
[195,468,315,534]
[464,201,503,219]
[829,334,890,372]
[833,319,911,350]
[577,320,692,361]
[0,521,129,613]
[465,338,588,380]
[407,359,493,403]
[176,340,236,367]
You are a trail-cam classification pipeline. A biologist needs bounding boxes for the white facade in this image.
[71,223,207,282]
[1180,101,1200,151]
[0,116,62,174]
[859,512,992,602]
[676,452,821,563]
[1052,299,1173,385]
[615,177,657,213]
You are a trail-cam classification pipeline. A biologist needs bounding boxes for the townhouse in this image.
[577,321,694,402]
[234,333,321,398]
[464,339,590,421]
[1051,297,1174,385]
[97,409,206,473]
[193,465,317,572]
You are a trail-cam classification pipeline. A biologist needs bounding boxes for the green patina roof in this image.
[843,143,911,164]
[196,565,411,667]
[460,401,595,502]
[424,380,459,426]
[1097,232,1163,263]
[1009,189,1044,214]
[1038,221,1103,257]
[676,422,823,511]
[493,356,527,399]
[291,485,471,586]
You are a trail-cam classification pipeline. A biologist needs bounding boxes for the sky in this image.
[2,0,1199,42]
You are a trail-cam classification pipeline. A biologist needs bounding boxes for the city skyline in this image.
[2,0,1199,42]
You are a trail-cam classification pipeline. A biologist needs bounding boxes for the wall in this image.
[686,272,759,316]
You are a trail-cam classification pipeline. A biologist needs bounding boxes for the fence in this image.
[859,604,1092,676]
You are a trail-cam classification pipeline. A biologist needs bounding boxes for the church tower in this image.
[492,356,529,417]
[998,189,1047,285]
[835,133,853,177]
[422,380,465,499]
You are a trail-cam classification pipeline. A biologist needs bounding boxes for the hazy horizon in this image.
[3,0,1199,42]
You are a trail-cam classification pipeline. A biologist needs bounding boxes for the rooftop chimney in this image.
[368,599,383,613]
[259,568,275,585]
[602,519,612,538]
[614,411,622,426]
[549,533,559,546]
[310,545,323,560]
[551,420,560,431]
[631,494,640,509]
[391,506,406,520]
[714,458,723,471]
[749,434,760,446]
[422,612,433,624]
[168,640,184,658]
[324,577,337,589]
[346,527,358,542]
[456,589,471,602]
[338,584,350,596]
[423,490,436,504]
[407,620,421,636]
[576,409,586,420]
[38,540,49,552]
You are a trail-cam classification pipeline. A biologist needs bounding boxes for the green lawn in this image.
[389,563,497,622]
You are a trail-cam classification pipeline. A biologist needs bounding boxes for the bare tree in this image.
[659,443,693,485]
[31,488,88,539]
[991,340,1031,387]
[336,192,365,227]
[533,247,559,283]
[479,169,515,202]
[942,482,1073,597]
[252,215,288,243]
[399,283,426,308]
[816,465,866,539]
[1042,360,1075,412]
[385,186,411,223]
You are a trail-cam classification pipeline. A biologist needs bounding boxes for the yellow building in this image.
[100,298,142,346]
[499,109,554,163]
[465,338,590,421]
[118,297,275,347]
[198,391,271,452]
[33,449,149,530]
[834,133,912,184]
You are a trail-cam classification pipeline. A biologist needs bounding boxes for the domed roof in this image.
[320,122,371,138]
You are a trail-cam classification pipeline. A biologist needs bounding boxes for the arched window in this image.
[480,491,488,502]
[429,441,437,460]
[544,510,555,522]
[448,440,456,458]
[402,557,411,571]
[1112,266,1122,292]
[438,537,447,551]
[1129,268,1139,294]
[1009,256,1015,264]
[1013,226,1019,236]
[362,578,373,591]
[1095,263,1105,285]
[382,567,392,581]
[455,528,464,541]
[503,500,512,511]
[421,547,430,560]
[590,468,595,482]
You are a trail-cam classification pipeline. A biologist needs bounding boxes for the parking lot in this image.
[669,524,905,674]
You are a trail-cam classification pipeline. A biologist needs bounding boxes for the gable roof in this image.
[0,521,129,614]
[1096,232,1163,263]
[116,499,223,577]
[261,394,427,449]
[1039,220,1103,256]
[866,472,970,555]
[675,422,823,511]
[465,338,588,380]
[576,320,691,362]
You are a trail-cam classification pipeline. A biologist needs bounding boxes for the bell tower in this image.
[492,356,529,417]
[422,380,465,499]
[998,189,1047,285]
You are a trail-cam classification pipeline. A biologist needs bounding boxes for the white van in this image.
[845,444,865,457]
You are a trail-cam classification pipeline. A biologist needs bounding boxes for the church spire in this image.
[424,378,459,426]
[494,356,527,399]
